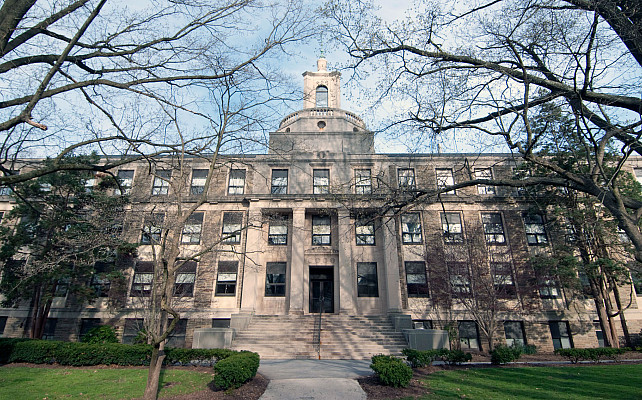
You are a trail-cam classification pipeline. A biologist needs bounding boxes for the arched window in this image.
[316,85,328,107]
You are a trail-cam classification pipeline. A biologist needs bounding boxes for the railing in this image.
[313,295,324,359]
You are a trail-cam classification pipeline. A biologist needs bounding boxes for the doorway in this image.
[309,266,334,313]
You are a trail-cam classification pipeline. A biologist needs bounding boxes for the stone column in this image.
[337,209,356,314]
[381,213,403,312]
[289,208,306,314]
[240,209,263,312]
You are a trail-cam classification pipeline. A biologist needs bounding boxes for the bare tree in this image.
[323,0,642,262]
[0,0,313,185]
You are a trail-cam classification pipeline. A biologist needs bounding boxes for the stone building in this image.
[0,58,641,358]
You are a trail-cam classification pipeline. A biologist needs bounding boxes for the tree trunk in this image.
[144,345,165,400]
[611,283,632,347]
[590,280,614,347]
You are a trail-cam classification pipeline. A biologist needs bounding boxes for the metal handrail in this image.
[313,295,324,359]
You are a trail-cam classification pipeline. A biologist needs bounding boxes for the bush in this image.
[0,338,31,364]
[490,345,522,365]
[370,354,413,388]
[520,344,538,355]
[442,349,472,365]
[555,347,627,363]
[212,351,260,390]
[402,348,435,368]
[401,348,472,367]
[165,347,237,365]
[81,325,118,344]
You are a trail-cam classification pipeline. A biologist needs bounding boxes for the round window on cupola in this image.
[317,120,326,129]
[316,85,328,107]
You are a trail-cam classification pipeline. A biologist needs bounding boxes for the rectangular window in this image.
[355,217,375,245]
[190,169,208,195]
[549,321,573,350]
[398,168,416,190]
[482,213,506,244]
[268,218,288,245]
[174,261,196,297]
[222,212,242,244]
[436,168,455,193]
[405,261,429,297]
[116,170,134,195]
[524,214,548,245]
[0,316,7,337]
[91,261,113,297]
[413,320,433,329]
[80,318,101,340]
[441,212,463,244]
[355,169,372,194]
[216,261,238,296]
[313,169,330,194]
[448,262,471,296]
[131,261,154,297]
[151,170,171,195]
[84,177,96,192]
[166,318,188,348]
[271,169,288,194]
[539,278,561,299]
[475,168,495,194]
[312,215,331,245]
[357,262,379,297]
[504,321,526,347]
[182,212,204,244]
[228,169,246,195]
[141,214,164,245]
[265,262,286,297]
[42,318,57,340]
[122,318,144,344]
[401,213,423,244]
[0,186,12,196]
[212,319,231,328]
[491,261,515,295]
[459,321,480,350]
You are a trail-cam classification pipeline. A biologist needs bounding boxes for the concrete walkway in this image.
[258,360,371,400]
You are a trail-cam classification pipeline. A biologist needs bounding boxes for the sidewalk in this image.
[258,359,371,400]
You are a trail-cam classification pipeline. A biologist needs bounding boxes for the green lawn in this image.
[418,364,642,399]
[0,367,213,400]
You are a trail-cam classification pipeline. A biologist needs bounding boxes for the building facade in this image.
[1,58,641,354]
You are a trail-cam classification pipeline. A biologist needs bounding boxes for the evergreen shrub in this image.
[370,354,413,388]
[490,345,522,364]
[212,351,260,389]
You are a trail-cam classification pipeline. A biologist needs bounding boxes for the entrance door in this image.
[309,266,334,313]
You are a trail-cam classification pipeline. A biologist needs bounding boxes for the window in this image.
[356,262,379,297]
[212,318,231,328]
[190,169,208,195]
[539,278,561,299]
[481,213,506,244]
[504,321,526,346]
[549,321,573,349]
[355,217,375,245]
[265,262,286,297]
[182,212,203,244]
[413,320,433,329]
[316,85,328,107]
[524,214,548,245]
[141,214,163,244]
[80,318,101,340]
[54,278,69,297]
[216,261,238,295]
[401,213,422,244]
[91,261,113,297]
[635,168,642,185]
[84,177,96,192]
[594,321,605,347]
[459,321,480,350]
[151,170,171,195]
[475,168,495,194]
[166,318,188,348]
[355,169,372,194]
[42,318,57,340]
[268,218,288,245]
[448,262,471,296]
[0,186,12,196]
[398,168,416,190]
[174,261,196,297]
[221,212,242,244]
[441,212,463,244]
[312,215,331,245]
[0,316,7,337]
[228,169,246,195]
[313,169,330,194]
[491,261,515,295]
[271,169,288,194]
[436,168,455,193]
[122,318,144,344]
[405,261,429,297]
[115,170,134,195]
[131,261,153,297]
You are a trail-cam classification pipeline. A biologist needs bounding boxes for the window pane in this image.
[316,85,328,107]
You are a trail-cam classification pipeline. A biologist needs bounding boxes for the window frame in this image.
[539,278,561,299]
[436,168,455,194]
[190,169,208,195]
[549,320,573,350]
[448,261,472,296]
[481,212,506,244]
[357,262,379,297]
[354,169,372,194]
[115,170,134,195]
[227,169,246,195]
[265,262,287,297]
[441,212,463,244]
[397,168,416,190]
[271,169,288,194]
[268,217,288,245]
[221,212,242,244]
[173,261,197,297]
[475,168,496,194]
[181,212,204,244]
[523,213,549,245]
[313,169,330,194]
[355,217,376,246]
[141,214,164,245]
[459,320,481,350]
[316,85,328,107]
[131,261,154,297]
[151,170,171,196]
[491,261,516,296]
[504,321,527,347]
[312,215,331,245]
[215,261,238,296]
[401,213,423,244]
[405,261,429,298]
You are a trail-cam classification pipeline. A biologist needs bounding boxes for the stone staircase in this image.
[230,314,408,359]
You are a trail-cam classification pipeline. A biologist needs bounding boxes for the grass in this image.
[0,366,213,400]
[417,364,642,399]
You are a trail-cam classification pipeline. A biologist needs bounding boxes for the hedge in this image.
[555,347,627,363]
[490,345,522,365]
[370,354,413,388]
[212,351,260,389]
[0,338,238,366]
[402,348,472,367]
